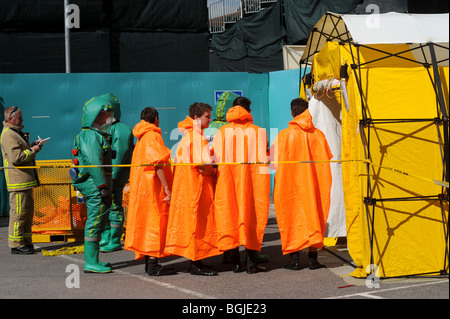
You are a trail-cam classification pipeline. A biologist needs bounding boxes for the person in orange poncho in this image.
[124,107,176,276]
[164,102,220,276]
[212,97,270,274]
[271,98,333,270]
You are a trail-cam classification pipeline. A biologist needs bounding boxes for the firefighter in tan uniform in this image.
[1,106,42,254]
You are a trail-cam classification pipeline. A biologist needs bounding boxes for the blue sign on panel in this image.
[214,90,243,103]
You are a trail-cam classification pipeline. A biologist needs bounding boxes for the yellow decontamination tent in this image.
[300,12,449,278]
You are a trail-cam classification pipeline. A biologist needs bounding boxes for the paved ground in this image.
[0,205,448,311]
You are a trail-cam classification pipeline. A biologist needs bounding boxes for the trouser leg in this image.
[8,190,34,248]
[99,185,124,252]
[109,182,125,225]
[84,187,108,241]
[246,249,258,269]
[82,184,112,273]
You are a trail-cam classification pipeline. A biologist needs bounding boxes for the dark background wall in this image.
[0,0,448,74]
[0,0,210,73]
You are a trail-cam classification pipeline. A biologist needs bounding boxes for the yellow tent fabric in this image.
[309,41,449,278]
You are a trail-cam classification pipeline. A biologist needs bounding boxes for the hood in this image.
[81,95,114,128]
[177,116,202,133]
[98,93,120,121]
[213,91,239,121]
[289,109,314,130]
[226,106,253,124]
[133,120,161,139]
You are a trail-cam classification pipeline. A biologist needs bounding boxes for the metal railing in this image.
[209,0,242,33]
[208,0,278,33]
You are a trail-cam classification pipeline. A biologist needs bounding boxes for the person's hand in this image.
[99,187,112,207]
[196,165,216,176]
[163,186,172,202]
[31,144,42,153]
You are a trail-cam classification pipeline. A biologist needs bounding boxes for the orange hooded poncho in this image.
[124,120,173,260]
[164,117,220,261]
[271,109,333,254]
[212,106,270,252]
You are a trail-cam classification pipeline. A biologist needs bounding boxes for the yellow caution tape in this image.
[1,159,447,188]
[363,160,449,189]
[42,245,84,256]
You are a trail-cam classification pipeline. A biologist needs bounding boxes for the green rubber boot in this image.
[99,224,111,249]
[99,225,123,253]
[84,241,112,273]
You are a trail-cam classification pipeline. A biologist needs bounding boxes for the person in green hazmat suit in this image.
[71,95,114,273]
[204,91,270,266]
[204,91,240,146]
[97,94,134,253]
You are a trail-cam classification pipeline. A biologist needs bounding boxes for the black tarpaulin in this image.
[111,0,208,32]
[284,0,362,44]
[209,50,284,73]
[119,32,210,72]
[209,0,363,72]
[0,0,209,73]
[210,1,285,61]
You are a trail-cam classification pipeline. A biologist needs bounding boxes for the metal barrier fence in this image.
[31,159,130,242]
[209,0,242,33]
[208,0,278,33]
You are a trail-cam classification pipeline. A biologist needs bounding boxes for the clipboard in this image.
[38,137,50,146]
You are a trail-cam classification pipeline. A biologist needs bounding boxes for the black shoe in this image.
[308,252,326,270]
[254,252,270,263]
[232,264,244,273]
[11,245,34,255]
[190,263,218,276]
[284,262,301,270]
[309,259,326,270]
[147,264,177,276]
[145,256,177,276]
[247,265,266,274]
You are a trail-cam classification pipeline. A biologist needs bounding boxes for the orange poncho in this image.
[212,106,270,252]
[271,109,333,254]
[164,117,220,261]
[124,120,173,260]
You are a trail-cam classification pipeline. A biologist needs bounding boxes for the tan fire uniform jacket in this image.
[1,121,39,191]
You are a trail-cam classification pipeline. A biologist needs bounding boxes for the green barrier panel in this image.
[0,72,270,161]
[0,69,305,209]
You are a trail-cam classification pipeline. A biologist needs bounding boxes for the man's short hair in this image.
[290,98,309,117]
[189,102,212,119]
[4,106,20,120]
[141,107,159,124]
[233,97,252,112]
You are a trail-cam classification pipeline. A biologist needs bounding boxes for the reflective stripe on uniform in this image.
[15,193,21,215]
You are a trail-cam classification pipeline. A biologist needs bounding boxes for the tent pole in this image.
[350,42,376,274]
[64,0,71,74]
[428,43,449,185]
[428,43,449,275]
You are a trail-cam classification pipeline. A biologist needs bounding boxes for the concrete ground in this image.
[0,204,448,310]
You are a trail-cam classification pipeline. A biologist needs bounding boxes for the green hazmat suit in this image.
[204,91,239,145]
[71,95,114,273]
[96,94,134,253]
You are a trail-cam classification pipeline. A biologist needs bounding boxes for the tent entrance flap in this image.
[300,12,449,279]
